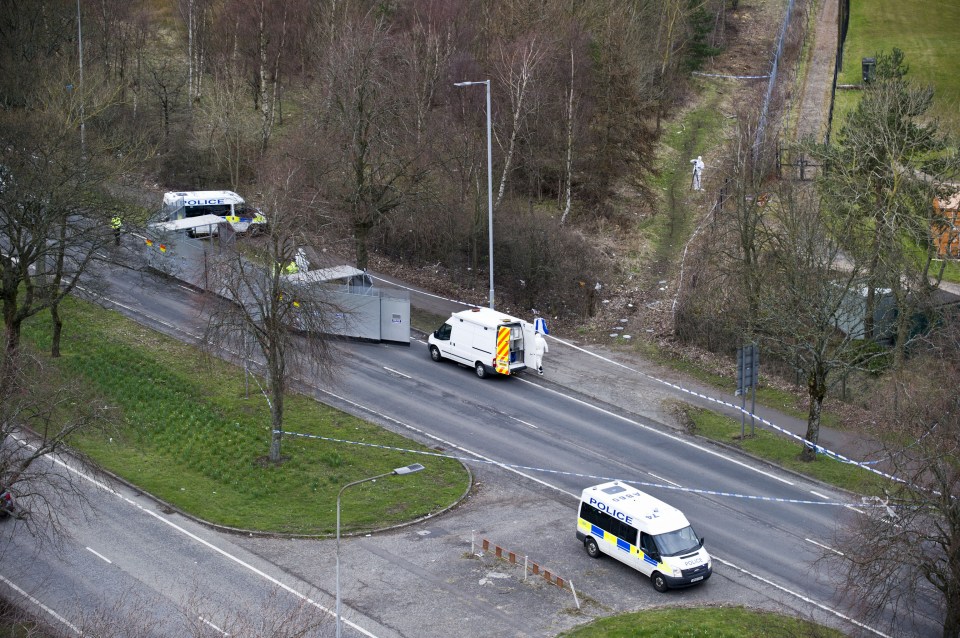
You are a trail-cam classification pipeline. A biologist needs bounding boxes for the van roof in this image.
[581,481,690,535]
[162,190,245,205]
[451,307,523,329]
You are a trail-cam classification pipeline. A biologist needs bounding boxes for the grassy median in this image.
[22,297,469,535]
[559,606,845,637]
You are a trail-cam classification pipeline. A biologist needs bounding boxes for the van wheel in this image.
[651,572,669,593]
[584,537,601,558]
[475,362,487,378]
[429,346,442,362]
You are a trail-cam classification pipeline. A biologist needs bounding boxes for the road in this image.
[0,251,936,637]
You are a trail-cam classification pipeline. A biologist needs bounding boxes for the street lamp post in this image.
[336,463,425,638]
[454,80,495,310]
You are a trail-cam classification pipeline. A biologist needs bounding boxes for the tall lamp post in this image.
[454,80,495,310]
[336,463,425,638]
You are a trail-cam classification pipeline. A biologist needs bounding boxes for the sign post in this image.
[736,344,759,437]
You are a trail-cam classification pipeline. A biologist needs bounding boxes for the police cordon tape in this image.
[691,71,771,79]
[276,429,898,510]
[364,274,911,488]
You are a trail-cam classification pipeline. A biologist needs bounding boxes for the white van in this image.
[576,481,712,592]
[161,190,267,236]
[428,308,531,378]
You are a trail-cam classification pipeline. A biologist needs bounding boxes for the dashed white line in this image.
[383,366,411,379]
[809,490,830,500]
[805,538,844,556]
[510,417,539,429]
[199,616,230,636]
[85,547,113,564]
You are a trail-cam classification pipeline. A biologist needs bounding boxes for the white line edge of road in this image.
[19,439,379,638]
[0,572,84,636]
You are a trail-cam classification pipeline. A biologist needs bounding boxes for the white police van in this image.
[576,481,712,592]
[161,190,267,236]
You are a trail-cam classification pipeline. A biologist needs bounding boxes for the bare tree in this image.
[144,56,187,142]
[0,109,122,378]
[0,352,109,545]
[829,320,960,637]
[195,69,260,190]
[203,167,339,463]
[752,183,877,461]
[491,35,545,210]
[311,16,426,271]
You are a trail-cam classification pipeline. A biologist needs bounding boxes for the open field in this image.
[838,0,960,139]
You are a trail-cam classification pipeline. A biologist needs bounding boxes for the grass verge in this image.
[22,297,470,535]
[558,606,845,637]
[683,406,885,495]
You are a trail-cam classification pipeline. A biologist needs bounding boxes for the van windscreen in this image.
[654,525,700,557]
[186,204,231,217]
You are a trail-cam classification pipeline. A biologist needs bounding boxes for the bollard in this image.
[523,556,528,582]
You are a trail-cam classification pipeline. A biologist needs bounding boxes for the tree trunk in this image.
[801,370,826,462]
[50,301,62,358]
[268,350,285,463]
[354,219,371,271]
[0,318,21,396]
[560,47,575,226]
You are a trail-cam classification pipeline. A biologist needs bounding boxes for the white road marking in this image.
[0,573,83,636]
[804,538,844,556]
[383,366,411,379]
[199,616,230,635]
[85,547,113,564]
[845,505,867,515]
[510,417,539,429]
[809,490,830,500]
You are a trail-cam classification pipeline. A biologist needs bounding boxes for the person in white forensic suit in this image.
[531,330,548,375]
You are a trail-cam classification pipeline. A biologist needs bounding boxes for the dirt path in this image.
[796,0,839,143]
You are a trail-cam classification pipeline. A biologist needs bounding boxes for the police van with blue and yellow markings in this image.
[577,481,712,592]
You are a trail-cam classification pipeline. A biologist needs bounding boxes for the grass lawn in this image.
[558,606,845,637]
[685,407,886,494]
[839,0,960,139]
[22,297,470,535]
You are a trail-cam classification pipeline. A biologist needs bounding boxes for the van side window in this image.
[640,532,658,556]
[435,323,452,340]
[579,502,638,545]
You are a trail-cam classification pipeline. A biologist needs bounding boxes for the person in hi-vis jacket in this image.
[531,330,548,375]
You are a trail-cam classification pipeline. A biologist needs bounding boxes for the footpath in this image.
[368,271,886,475]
